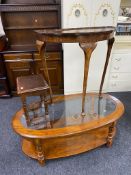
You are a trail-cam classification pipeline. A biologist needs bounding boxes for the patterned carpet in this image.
[0,92,131,175]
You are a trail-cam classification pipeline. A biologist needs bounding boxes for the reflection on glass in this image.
[21,94,116,130]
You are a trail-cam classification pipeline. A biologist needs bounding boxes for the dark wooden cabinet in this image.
[0,0,63,96]
[0,55,10,97]
[0,35,10,97]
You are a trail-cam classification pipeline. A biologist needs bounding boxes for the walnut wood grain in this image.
[22,126,109,160]
[35,27,115,43]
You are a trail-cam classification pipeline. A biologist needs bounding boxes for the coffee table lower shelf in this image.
[22,125,109,160]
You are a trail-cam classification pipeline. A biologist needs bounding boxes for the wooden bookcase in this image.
[0,0,63,96]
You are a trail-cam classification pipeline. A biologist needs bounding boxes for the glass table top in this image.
[21,94,116,130]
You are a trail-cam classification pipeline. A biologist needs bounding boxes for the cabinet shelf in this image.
[4,26,58,30]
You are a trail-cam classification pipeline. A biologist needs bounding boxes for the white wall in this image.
[121,0,131,7]
[0,16,5,36]
[62,0,121,95]
[62,0,90,94]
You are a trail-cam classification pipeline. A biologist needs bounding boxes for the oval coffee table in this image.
[12,93,124,166]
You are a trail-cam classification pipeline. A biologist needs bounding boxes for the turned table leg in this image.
[41,91,52,128]
[107,122,116,147]
[21,95,30,126]
[79,43,97,116]
[34,139,45,166]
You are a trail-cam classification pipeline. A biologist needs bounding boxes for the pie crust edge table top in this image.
[35,26,115,43]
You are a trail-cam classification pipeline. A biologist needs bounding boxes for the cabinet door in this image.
[4,53,32,92]
[88,0,121,92]
[108,80,131,92]
[0,55,10,96]
[62,0,91,28]
[108,53,131,92]
[4,52,63,94]
[0,56,6,77]
[34,52,64,94]
[0,79,10,96]
[91,0,121,27]
[62,0,92,94]
[1,4,61,51]
[110,53,131,73]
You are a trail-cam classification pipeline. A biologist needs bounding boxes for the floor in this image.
[0,92,131,175]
